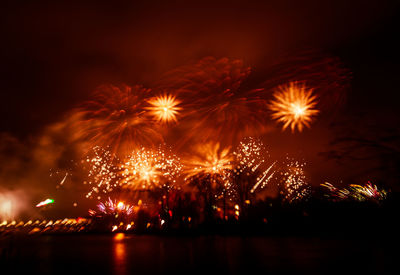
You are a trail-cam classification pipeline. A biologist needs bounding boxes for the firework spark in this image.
[120,146,182,190]
[84,146,121,199]
[280,158,311,203]
[269,82,319,132]
[146,94,182,123]
[232,137,276,196]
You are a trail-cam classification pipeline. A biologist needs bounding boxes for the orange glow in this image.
[113,234,127,275]
[117,201,124,210]
[114,232,125,241]
[146,94,182,123]
[269,82,319,132]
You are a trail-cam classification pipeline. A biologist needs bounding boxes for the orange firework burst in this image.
[146,94,182,123]
[120,146,182,190]
[184,142,233,178]
[269,82,319,132]
[75,84,163,155]
[260,51,351,110]
[156,57,270,145]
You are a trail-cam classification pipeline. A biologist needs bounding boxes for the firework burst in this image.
[75,84,163,155]
[184,142,233,178]
[350,182,388,201]
[84,146,121,199]
[156,57,270,145]
[321,181,387,202]
[183,142,234,203]
[269,82,319,132]
[120,146,183,190]
[232,137,276,198]
[146,94,182,123]
[261,51,351,110]
[280,158,311,203]
[89,197,134,217]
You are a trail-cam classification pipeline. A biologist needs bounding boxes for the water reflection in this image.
[1,234,388,275]
[113,233,127,275]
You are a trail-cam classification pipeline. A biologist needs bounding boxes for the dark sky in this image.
[1,0,400,216]
[1,0,399,136]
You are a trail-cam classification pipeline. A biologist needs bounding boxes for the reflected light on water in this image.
[113,233,127,275]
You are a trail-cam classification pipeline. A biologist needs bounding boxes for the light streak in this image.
[36,199,55,208]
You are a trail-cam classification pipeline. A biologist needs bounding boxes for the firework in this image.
[261,51,351,110]
[320,182,350,200]
[184,142,233,178]
[182,141,234,211]
[280,158,311,203]
[269,82,319,132]
[350,182,388,201]
[321,181,387,202]
[89,197,134,217]
[120,146,183,190]
[232,137,276,197]
[75,84,163,155]
[146,94,182,123]
[182,142,233,222]
[36,199,55,208]
[156,57,270,145]
[84,146,121,199]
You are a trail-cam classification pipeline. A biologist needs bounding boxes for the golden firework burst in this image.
[146,94,182,123]
[184,142,233,178]
[269,82,319,132]
[120,147,182,190]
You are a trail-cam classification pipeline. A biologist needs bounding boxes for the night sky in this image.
[1,0,400,217]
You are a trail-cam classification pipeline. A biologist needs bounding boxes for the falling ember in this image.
[269,82,319,132]
[59,173,68,186]
[146,94,182,123]
[36,199,55,208]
